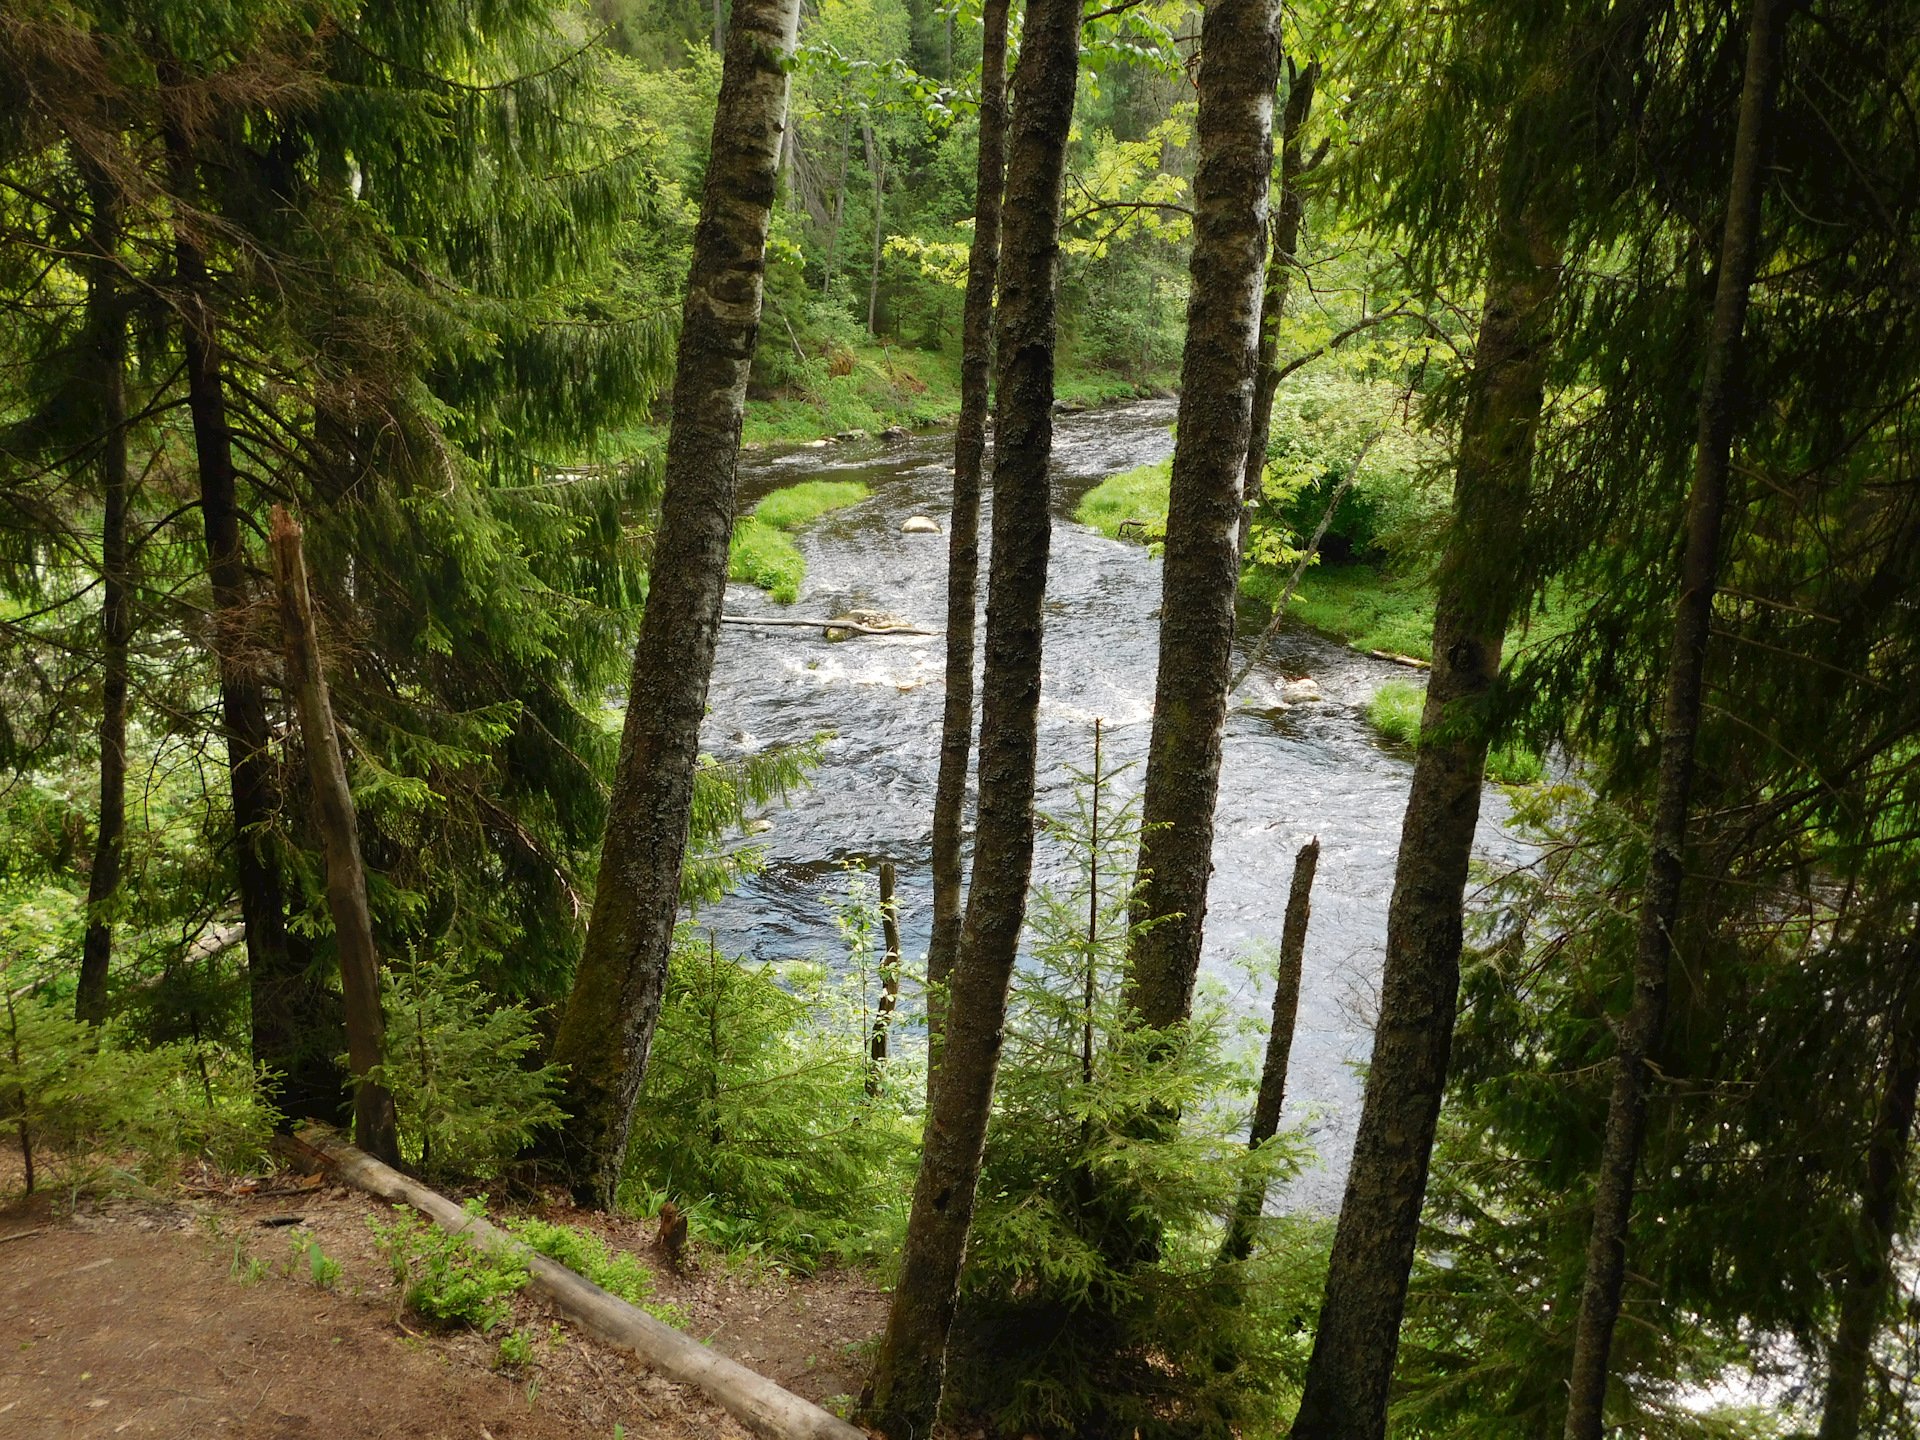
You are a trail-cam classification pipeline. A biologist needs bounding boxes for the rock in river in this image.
[900,515,941,534]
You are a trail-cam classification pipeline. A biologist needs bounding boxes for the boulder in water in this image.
[1282,677,1324,703]
[835,427,870,442]
[900,515,941,535]
[881,425,910,441]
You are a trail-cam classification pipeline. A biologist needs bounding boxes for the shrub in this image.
[949,733,1321,1438]
[368,951,564,1182]
[507,1216,686,1324]
[622,923,916,1267]
[0,989,277,1198]
[369,1201,529,1333]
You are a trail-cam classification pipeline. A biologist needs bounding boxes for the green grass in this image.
[729,479,870,603]
[1268,564,1439,662]
[1075,459,1170,542]
[1366,680,1545,787]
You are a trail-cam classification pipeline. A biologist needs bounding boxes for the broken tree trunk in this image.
[281,1126,864,1440]
[268,507,399,1165]
[868,860,902,1093]
[1222,836,1318,1261]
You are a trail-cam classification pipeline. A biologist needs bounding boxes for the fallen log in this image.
[1368,649,1430,670]
[276,1126,864,1440]
[720,613,935,637]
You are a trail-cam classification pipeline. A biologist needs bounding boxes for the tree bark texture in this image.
[267,508,400,1166]
[1561,4,1783,1432]
[166,112,340,1121]
[926,0,1010,1086]
[1223,837,1318,1261]
[1238,61,1318,558]
[1289,195,1563,1440]
[1125,0,1284,1031]
[1818,944,1920,1440]
[76,173,129,1028]
[549,0,801,1207]
[862,0,1081,1427]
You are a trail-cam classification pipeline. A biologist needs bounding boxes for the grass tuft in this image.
[729,480,870,604]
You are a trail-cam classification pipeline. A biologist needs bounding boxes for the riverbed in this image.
[697,399,1526,1212]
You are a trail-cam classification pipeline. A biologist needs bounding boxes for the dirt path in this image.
[0,1178,886,1440]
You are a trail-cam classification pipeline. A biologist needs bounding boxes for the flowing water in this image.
[698,398,1527,1212]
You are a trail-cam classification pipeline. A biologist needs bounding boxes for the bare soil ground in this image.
[0,1161,887,1440]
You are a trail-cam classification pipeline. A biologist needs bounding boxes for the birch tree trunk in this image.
[76,173,129,1028]
[861,0,1081,1425]
[1561,4,1784,1431]
[1237,60,1318,558]
[549,0,801,1208]
[267,508,400,1166]
[1125,0,1283,1031]
[1289,179,1563,1440]
[925,0,1010,1088]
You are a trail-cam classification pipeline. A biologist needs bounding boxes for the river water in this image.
[697,398,1526,1212]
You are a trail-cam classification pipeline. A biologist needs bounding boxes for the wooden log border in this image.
[276,1126,866,1440]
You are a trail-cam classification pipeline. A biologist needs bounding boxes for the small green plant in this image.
[229,1242,270,1286]
[293,1235,342,1289]
[496,1327,536,1371]
[507,1216,687,1325]
[368,1202,529,1333]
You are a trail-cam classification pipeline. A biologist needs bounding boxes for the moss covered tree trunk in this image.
[1561,5,1783,1431]
[1124,0,1283,1032]
[75,174,129,1029]
[926,0,1010,1087]
[1289,191,1563,1440]
[549,0,801,1208]
[861,0,1081,1426]
[268,508,400,1166]
[1237,60,1318,558]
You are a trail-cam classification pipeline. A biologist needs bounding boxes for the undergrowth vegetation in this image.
[1366,682,1545,787]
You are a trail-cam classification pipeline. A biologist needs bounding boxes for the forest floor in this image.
[0,1158,888,1440]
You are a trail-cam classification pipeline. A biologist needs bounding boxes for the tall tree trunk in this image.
[861,0,1082,1426]
[825,117,852,294]
[549,0,801,1208]
[267,508,400,1166]
[76,173,129,1029]
[865,122,886,336]
[165,112,340,1123]
[1561,4,1783,1431]
[925,0,1010,1090]
[1222,837,1318,1262]
[1819,942,1920,1440]
[1125,0,1283,1030]
[1238,60,1318,558]
[1289,185,1564,1440]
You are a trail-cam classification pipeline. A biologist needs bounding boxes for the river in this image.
[697,398,1527,1212]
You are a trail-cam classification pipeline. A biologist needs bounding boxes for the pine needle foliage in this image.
[622,925,917,1266]
[948,736,1319,1440]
